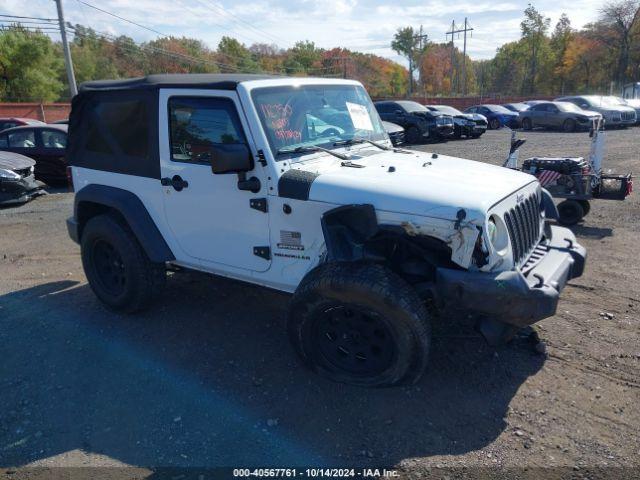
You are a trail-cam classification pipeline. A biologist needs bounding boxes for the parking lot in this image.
[1,128,638,476]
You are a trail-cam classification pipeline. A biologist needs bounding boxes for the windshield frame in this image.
[250,83,388,160]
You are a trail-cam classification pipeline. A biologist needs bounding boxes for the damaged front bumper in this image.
[0,174,45,206]
[435,225,586,344]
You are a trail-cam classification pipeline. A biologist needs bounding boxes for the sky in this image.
[2,0,607,64]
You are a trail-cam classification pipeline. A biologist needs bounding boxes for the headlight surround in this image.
[0,168,20,180]
[486,215,509,254]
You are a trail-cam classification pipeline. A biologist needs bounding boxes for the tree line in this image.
[395,1,640,97]
[0,24,407,102]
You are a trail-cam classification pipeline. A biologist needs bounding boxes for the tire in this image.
[557,200,584,226]
[287,262,431,387]
[563,118,576,132]
[406,126,422,144]
[522,118,533,131]
[489,118,501,130]
[453,126,462,139]
[578,200,591,216]
[81,213,166,313]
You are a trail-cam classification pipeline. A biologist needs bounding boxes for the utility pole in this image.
[409,27,428,98]
[446,20,456,95]
[446,18,473,96]
[54,0,77,97]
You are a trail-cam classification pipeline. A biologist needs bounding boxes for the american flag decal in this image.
[535,170,562,186]
[278,230,304,250]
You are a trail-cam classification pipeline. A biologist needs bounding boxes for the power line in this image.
[74,0,169,38]
[0,14,58,21]
[197,0,291,47]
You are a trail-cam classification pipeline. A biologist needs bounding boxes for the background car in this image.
[0,150,43,206]
[503,102,530,113]
[555,95,636,128]
[519,101,602,132]
[524,100,547,106]
[425,105,487,138]
[381,121,405,146]
[464,104,519,129]
[0,124,68,185]
[619,98,640,124]
[375,100,454,143]
[0,117,45,132]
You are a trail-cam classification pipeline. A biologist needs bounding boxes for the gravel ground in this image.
[0,128,638,479]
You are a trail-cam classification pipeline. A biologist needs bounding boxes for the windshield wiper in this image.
[333,137,390,151]
[276,145,350,160]
[333,137,413,154]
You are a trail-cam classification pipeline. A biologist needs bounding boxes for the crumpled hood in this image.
[301,149,537,218]
[0,151,35,171]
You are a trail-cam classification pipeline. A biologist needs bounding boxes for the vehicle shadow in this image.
[571,224,614,239]
[0,274,544,468]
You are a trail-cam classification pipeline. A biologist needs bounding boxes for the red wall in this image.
[0,103,71,123]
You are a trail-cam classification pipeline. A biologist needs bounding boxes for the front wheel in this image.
[557,200,585,226]
[563,118,576,132]
[489,118,501,130]
[406,126,422,144]
[288,263,431,387]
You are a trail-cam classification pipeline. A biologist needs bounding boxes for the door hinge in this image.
[253,246,271,260]
[250,198,268,213]
[257,149,267,167]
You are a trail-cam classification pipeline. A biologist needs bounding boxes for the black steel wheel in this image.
[557,200,584,226]
[313,305,396,377]
[288,263,431,387]
[81,213,166,312]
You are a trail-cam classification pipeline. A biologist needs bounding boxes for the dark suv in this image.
[374,100,454,143]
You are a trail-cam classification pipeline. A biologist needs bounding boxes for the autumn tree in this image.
[598,0,640,84]
[550,14,574,93]
[520,4,551,94]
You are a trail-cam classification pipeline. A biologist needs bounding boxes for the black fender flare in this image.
[74,184,175,262]
[321,204,379,262]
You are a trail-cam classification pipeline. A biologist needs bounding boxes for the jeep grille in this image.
[503,193,542,265]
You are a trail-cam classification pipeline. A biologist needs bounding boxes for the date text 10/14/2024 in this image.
[233,468,400,478]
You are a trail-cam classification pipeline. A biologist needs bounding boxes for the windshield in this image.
[397,101,428,113]
[486,105,513,114]
[251,84,387,158]
[557,102,584,113]
[431,105,462,115]
[508,103,529,111]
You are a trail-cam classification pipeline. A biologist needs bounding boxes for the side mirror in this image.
[209,143,253,174]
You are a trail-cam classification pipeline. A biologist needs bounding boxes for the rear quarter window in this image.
[86,99,149,159]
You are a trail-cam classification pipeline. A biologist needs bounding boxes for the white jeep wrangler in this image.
[66,74,586,386]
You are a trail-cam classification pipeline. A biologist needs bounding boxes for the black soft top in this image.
[79,73,277,92]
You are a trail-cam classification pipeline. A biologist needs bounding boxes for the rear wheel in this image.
[288,263,431,387]
[406,126,422,144]
[563,118,576,132]
[81,213,166,312]
[522,118,533,130]
[557,200,584,226]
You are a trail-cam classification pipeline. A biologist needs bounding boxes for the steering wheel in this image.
[319,128,341,138]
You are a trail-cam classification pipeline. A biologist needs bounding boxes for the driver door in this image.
[158,89,270,272]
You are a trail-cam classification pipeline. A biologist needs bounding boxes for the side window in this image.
[85,99,149,159]
[376,104,389,114]
[0,134,7,148]
[8,130,35,148]
[0,122,17,131]
[41,130,67,149]
[169,97,246,163]
[467,107,476,113]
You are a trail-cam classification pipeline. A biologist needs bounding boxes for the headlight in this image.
[486,215,509,254]
[0,168,20,180]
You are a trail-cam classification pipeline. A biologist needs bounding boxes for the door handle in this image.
[161,175,189,191]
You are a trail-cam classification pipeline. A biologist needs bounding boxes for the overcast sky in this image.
[3,0,606,63]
